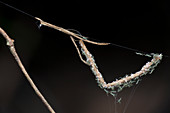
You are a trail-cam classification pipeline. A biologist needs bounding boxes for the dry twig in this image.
[35,17,110,46]
[78,40,162,96]
[34,16,163,95]
[0,27,55,113]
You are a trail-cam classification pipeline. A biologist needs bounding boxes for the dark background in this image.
[0,0,170,113]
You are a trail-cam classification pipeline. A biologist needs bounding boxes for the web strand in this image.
[0,0,35,19]
[0,0,169,57]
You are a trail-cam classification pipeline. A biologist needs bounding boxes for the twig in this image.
[0,27,55,113]
[78,40,163,96]
[35,17,110,46]
[70,36,89,65]
[33,18,163,92]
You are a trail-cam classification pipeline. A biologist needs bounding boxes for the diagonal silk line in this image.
[0,0,35,19]
[0,0,169,57]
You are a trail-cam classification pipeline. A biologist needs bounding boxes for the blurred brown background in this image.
[0,0,170,113]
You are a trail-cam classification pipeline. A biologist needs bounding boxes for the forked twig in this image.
[70,36,90,65]
[0,27,55,113]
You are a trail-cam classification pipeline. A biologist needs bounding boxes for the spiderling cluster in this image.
[79,40,162,97]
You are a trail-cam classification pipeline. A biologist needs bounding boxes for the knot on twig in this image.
[6,39,14,47]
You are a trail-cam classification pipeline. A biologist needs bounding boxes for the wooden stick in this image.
[79,40,162,95]
[35,17,110,46]
[0,27,55,113]
[70,36,89,65]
